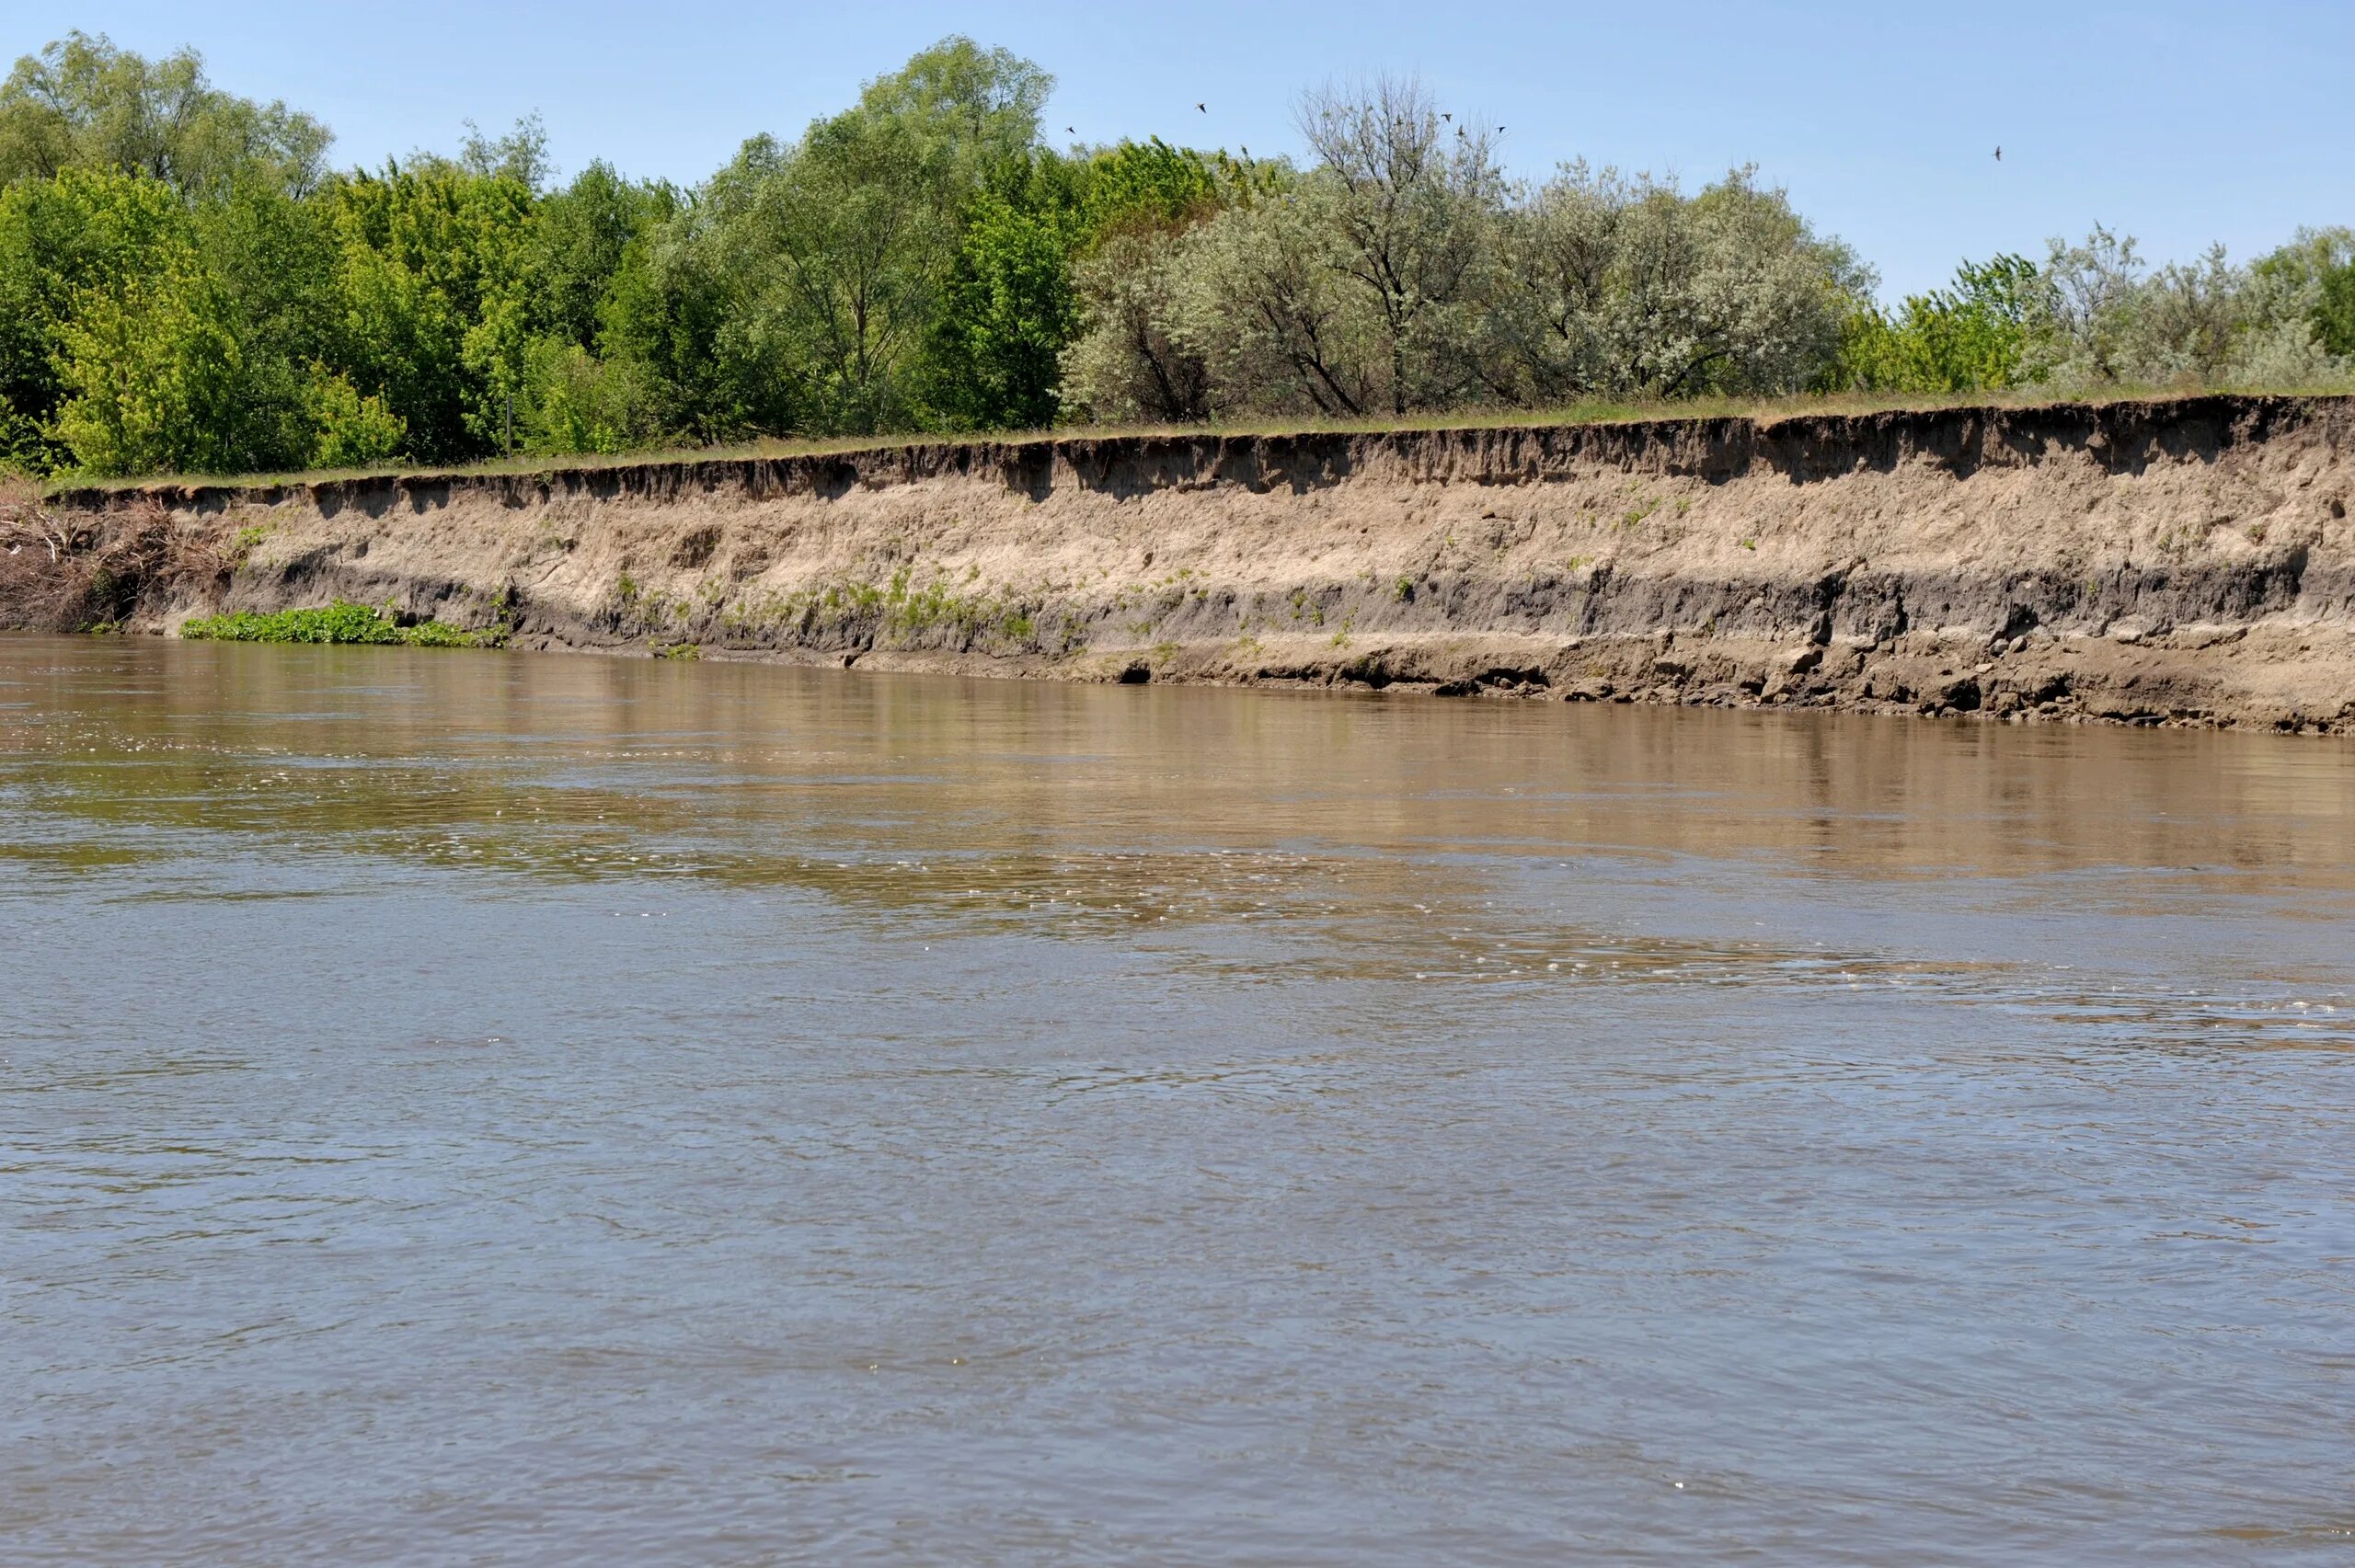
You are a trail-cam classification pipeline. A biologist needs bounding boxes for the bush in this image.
[180,599,496,646]
[306,367,406,468]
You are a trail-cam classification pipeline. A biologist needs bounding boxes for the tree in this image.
[854,36,1051,189]
[919,153,1086,429]
[1294,75,1501,414]
[596,200,764,443]
[327,162,537,460]
[533,162,677,353]
[0,32,331,198]
[1492,164,1863,402]
[695,115,952,434]
[1178,185,1378,417]
[1832,255,2039,393]
[0,168,186,466]
[2030,227,2350,389]
[1057,139,1227,423]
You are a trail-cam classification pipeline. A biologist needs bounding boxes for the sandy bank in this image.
[12,395,2355,731]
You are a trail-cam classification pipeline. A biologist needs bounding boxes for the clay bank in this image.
[10,394,2355,731]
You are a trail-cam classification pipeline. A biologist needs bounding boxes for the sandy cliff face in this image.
[18,395,2355,729]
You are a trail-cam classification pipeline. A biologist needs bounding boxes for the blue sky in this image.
[16,1,2353,298]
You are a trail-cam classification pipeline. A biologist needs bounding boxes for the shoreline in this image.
[9,394,2355,732]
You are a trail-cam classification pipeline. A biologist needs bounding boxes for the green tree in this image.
[2322,264,2355,361]
[1294,75,1503,415]
[1057,139,1231,423]
[0,32,331,197]
[327,162,536,460]
[697,114,952,434]
[595,206,760,443]
[1492,162,1864,403]
[305,369,406,468]
[854,36,1051,189]
[1835,255,2039,393]
[534,162,677,353]
[0,168,186,465]
[920,154,1087,429]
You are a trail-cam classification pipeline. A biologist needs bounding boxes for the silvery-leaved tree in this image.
[1163,76,1501,418]
[1292,75,1504,416]
[1491,163,1863,403]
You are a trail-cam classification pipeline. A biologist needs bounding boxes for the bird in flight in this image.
[1442,111,1452,122]
[1197,102,1206,113]
[1065,125,1074,134]
[1994,145,2002,161]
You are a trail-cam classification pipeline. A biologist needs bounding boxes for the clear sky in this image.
[15,1,2353,298]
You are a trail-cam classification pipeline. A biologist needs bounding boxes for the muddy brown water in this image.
[3,635,2352,1566]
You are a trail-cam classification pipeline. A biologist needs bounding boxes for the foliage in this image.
[306,368,406,467]
[1833,255,2039,393]
[0,167,188,467]
[326,160,537,460]
[179,599,497,646]
[0,30,331,197]
[1491,163,1867,403]
[919,155,1086,429]
[2,30,2350,484]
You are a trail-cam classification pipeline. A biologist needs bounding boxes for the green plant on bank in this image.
[178,599,501,646]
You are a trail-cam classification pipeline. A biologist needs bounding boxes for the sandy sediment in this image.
[13,394,2355,730]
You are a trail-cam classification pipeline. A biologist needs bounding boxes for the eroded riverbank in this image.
[11,394,2355,730]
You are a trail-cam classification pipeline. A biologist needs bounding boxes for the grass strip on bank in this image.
[43,383,2355,498]
[179,600,500,647]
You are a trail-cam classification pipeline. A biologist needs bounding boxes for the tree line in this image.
[3,31,2350,480]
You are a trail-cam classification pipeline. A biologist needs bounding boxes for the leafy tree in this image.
[306,369,406,467]
[458,112,552,191]
[2030,227,2349,389]
[1492,162,1864,402]
[2322,264,2355,361]
[695,113,951,434]
[1834,255,2039,393]
[854,36,1051,189]
[2252,227,2355,363]
[0,168,186,465]
[1057,140,1231,423]
[0,31,330,197]
[47,181,338,475]
[534,162,677,353]
[1294,76,1502,414]
[51,250,304,475]
[1179,184,1379,417]
[595,206,762,443]
[920,153,1087,429]
[1078,136,1222,238]
[327,162,536,460]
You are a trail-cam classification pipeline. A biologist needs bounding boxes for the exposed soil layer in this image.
[14,395,2355,730]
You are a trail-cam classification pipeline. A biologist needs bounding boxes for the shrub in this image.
[180,599,497,646]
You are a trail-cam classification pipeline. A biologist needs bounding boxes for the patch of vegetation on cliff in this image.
[180,600,500,647]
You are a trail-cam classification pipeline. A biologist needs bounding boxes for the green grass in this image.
[39,382,2355,498]
[179,600,500,647]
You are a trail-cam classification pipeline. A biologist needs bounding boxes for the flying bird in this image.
[1994,145,2002,161]
[1066,126,1075,135]
[1442,112,1452,122]
[1197,102,1206,113]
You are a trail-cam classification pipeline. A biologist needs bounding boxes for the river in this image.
[4,635,2351,1565]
